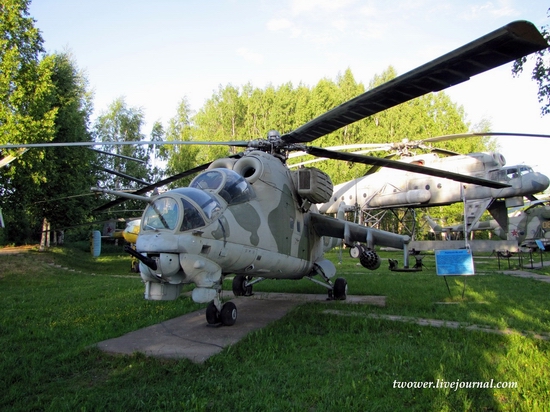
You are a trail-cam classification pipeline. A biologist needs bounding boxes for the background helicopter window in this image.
[489,169,507,181]
[142,197,180,231]
[506,167,520,179]
[180,198,205,231]
[519,166,533,175]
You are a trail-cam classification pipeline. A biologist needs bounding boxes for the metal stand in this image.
[443,276,467,299]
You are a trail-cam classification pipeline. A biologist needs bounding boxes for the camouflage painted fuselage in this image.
[137,151,328,301]
[494,202,550,247]
[136,150,408,302]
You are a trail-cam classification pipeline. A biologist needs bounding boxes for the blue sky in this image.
[29,0,550,177]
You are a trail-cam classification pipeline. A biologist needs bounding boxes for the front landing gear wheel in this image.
[206,301,220,325]
[220,302,237,326]
[333,277,348,300]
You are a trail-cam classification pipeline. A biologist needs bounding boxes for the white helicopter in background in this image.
[316,134,550,239]
[2,21,547,326]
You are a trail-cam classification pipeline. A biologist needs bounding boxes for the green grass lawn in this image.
[1,244,549,411]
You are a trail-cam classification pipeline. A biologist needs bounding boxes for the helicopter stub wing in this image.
[309,212,409,250]
[281,21,548,145]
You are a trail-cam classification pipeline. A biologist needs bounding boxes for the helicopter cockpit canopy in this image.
[142,188,222,232]
[489,165,535,182]
[505,165,534,179]
[190,168,255,205]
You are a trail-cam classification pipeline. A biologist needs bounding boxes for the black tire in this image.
[232,275,252,296]
[333,277,348,300]
[206,301,220,325]
[220,301,238,326]
[232,275,246,296]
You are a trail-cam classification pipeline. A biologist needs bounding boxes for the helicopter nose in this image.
[533,173,550,192]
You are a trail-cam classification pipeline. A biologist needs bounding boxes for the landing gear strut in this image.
[206,289,238,326]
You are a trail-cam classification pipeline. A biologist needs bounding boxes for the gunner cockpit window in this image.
[142,197,180,231]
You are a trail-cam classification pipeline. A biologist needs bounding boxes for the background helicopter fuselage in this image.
[320,152,550,213]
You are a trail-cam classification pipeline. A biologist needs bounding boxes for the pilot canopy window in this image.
[191,168,255,204]
[505,166,533,179]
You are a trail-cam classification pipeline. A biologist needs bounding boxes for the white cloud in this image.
[331,18,349,32]
[267,18,292,31]
[290,0,357,15]
[236,47,264,65]
[359,5,377,17]
[460,1,519,21]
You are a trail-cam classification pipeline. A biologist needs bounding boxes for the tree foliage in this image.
[93,97,165,218]
[1,51,97,243]
[0,2,99,243]
[180,67,486,186]
[0,0,57,181]
[512,10,550,116]
[162,98,199,188]
[36,54,97,230]
[94,97,149,189]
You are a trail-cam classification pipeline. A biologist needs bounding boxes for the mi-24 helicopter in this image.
[2,21,547,326]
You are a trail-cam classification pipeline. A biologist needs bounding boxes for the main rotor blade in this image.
[421,132,550,143]
[93,154,242,212]
[305,146,510,189]
[98,167,151,186]
[0,140,250,149]
[91,148,146,163]
[281,21,547,145]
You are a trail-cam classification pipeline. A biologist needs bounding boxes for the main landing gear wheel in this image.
[206,301,238,326]
[206,301,221,325]
[232,275,253,296]
[220,301,237,326]
[333,277,348,300]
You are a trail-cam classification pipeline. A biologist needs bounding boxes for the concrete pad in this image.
[502,270,550,283]
[323,310,550,340]
[97,293,384,363]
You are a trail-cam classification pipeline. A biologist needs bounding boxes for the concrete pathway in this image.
[97,293,384,363]
[501,270,550,283]
[323,310,550,340]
